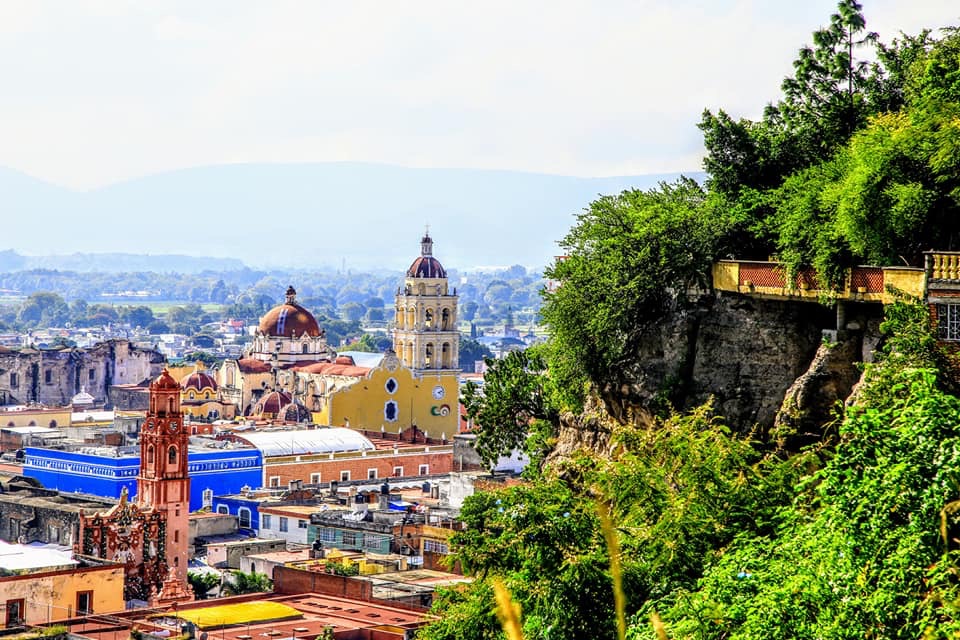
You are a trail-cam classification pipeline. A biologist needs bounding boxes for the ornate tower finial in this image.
[421,230,433,257]
[285,286,297,304]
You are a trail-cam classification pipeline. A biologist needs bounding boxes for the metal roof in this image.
[235,428,375,457]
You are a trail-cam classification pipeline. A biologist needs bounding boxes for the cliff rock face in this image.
[614,292,833,432]
[553,293,886,460]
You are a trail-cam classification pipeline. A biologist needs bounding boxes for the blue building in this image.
[24,445,262,512]
[211,494,263,531]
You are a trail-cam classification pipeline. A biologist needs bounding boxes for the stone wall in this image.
[0,339,164,408]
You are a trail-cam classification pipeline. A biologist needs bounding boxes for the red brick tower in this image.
[139,369,193,604]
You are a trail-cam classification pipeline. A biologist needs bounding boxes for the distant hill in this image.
[0,251,247,274]
[2,163,704,271]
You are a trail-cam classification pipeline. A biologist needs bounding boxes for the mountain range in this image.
[2,163,704,272]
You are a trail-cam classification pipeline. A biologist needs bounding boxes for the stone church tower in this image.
[138,370,193,604]
[394,233,460,425]
[78,369,193,606]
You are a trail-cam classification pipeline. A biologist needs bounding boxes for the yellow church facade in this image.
[211,233,460,436]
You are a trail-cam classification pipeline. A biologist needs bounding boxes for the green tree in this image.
[458,338,493,372]
[17,291,70,328]
[187,571,221,600]
[462,348,560,470]
[221,570,271,595]
[541,178,715,410]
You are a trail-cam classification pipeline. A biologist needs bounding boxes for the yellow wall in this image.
[0,565,125,625]
[324,364,459,436]
[0,408,71,428]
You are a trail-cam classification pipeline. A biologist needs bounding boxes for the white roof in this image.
[1,426,58,434]
[0,540,77,572]
[235,427,375,457]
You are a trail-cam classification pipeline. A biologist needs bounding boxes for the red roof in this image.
[237,358,272,374]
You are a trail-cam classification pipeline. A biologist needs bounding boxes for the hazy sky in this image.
[0,0,957,190]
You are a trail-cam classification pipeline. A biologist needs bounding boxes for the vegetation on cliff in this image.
[436,3,960,639]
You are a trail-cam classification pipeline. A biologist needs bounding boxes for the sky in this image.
[0,0,957,191]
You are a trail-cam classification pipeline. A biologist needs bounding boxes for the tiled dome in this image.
[406,233,447,278]
[181,371,218,392]
[258,286,322,338]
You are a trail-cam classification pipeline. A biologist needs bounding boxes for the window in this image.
[279,517,289,532]
[419,464,429,475]
[76,590,93,615]
[45,369,53,385]
[216,505,229,515]
[320,528,337,543]
[9,373,17,389]
[239,508,252,528]
[269,476,280,488]
[384,400,398,422]
[393,466,403,477]
[310,473,321,485]
[340,470,351,482]
[174,530,179,543]
[938,304,960,341]
[147,446,154,464]
[298,519,308,529]
[202,489,214,508]
[424,539,449,554]
[342,531,359,547]
[367,468,378,480]
[364,533,388,550]
[385,378,398,394]
[168,446,177,465]
[261,514,272,529]
[88,368,96,382]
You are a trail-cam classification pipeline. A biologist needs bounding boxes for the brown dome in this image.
[254,390,292,416]
[280,401,311,423]
[181,371,218,392]
[406,233,447,278]
[407,256,447,279]
[258,286,322,338]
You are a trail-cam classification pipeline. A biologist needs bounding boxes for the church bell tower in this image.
[139,369,192,600]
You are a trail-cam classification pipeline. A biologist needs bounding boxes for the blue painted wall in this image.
[24,447,262,511]
[211,495,262,531]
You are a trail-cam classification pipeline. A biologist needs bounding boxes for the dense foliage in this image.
[436,4,960,640]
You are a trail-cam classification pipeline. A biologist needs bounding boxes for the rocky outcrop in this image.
[771,332,864,448]
[593,292,889,436]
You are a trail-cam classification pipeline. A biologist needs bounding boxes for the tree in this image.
[121,305,154,329]
[462,348,560,470]
[541,178,715,410]
[17,292,70,328]
[340,302,366,323]
[221,570,271,595]
[187,571,221,600]
[458,338,493,372]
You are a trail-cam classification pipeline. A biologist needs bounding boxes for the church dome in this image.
[254,390,293,416]
[279,401,312,423]
[181,371,218,393]
[258,286,322,338]
[153,369,179,390]
[406,233,447,278]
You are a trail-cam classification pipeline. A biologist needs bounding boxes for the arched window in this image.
[226,367,235,387]
[148,446,154,464]
[442,342,451,368]
[425,309,433,328]
[441,308,450,330]
[167,398,175,415]
[425,344,433,368]
[302,344,309,354]
[168,446,177,465]
[216,504,228,514]
[238,507,252,528]
[49,420,57,428]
